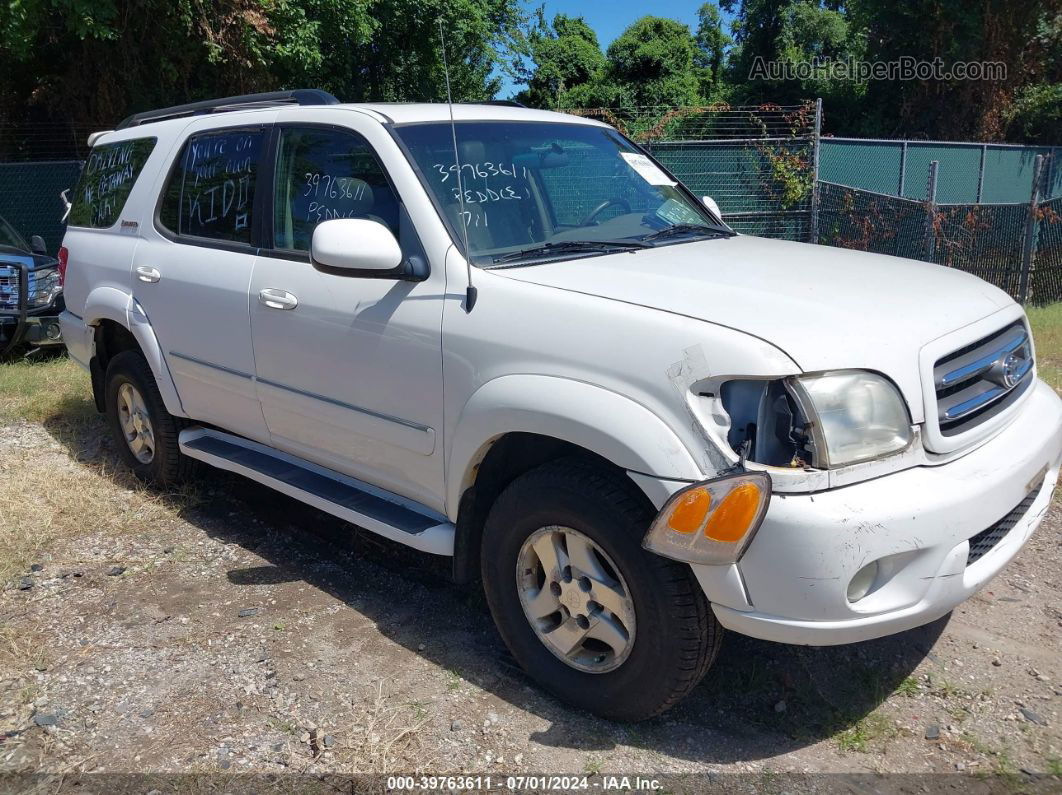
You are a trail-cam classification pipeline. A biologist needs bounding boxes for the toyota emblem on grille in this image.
[988,348,1028,390]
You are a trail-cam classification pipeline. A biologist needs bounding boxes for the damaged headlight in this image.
[790,371,912,467]
[720,371,912,469]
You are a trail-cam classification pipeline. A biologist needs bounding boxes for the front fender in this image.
[447,374,704,517]
[83,286,185,417]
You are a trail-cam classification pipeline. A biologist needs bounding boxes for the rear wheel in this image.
[104,350,194,485]
[481,458,722,721]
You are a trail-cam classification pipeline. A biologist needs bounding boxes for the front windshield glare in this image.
[395,121,726,266]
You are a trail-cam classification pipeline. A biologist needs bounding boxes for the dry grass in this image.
[338,682,435,775]
[0,355,200,584]
[0,355,92,427]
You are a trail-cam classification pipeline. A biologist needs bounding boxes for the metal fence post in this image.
[898,141,907,197]
[923,160,939,261]
[976,144,987,203]
[808,97,822,244]
[1018,154,1045,305]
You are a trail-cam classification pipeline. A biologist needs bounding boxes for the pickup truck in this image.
[59,91,1062,721]
[0,213,65,356]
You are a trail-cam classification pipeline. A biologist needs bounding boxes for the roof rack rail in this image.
[459,100,527,108]
[116,89,340,130]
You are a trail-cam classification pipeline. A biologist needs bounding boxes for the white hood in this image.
[496,235,1016,418]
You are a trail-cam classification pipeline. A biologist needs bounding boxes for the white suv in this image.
[60,90,1062,721]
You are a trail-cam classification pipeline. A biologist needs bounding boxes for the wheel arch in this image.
[84,286,184,417]
[448,375,704,583]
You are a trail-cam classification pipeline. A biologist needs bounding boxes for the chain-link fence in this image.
[563,102,819,239]
[821,138,1062,204]
[818,154,1062,304]
[0,103,1059,304]
[0,160,82,254]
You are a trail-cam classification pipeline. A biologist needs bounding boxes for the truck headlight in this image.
[26,266,61,308]
[791,371,912,467]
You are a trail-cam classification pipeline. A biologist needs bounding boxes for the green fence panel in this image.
[819,139,903,196]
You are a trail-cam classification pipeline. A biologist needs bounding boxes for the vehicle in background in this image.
[59,91,1062,721]
[0,213,65,357]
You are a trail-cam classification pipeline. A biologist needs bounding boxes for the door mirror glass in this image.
[311,218,403,273]
[701,196,722,219]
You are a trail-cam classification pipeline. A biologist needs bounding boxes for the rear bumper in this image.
[707,379,1062,645]
[59,310,92,369]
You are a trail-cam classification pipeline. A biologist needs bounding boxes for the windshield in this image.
[394,121,731,266]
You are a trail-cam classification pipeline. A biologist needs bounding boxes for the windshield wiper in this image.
[489,239,648,266]
[641,224,730,244]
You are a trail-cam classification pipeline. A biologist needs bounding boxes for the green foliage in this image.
[516,12,605,109]
[694,3,731,97]
[0,0,525,141]
[605,16,703,108]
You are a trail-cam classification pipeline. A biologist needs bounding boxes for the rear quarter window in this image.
[68,138,157,228]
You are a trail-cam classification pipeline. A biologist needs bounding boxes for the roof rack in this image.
[460,100,527,108]
[116,89,340,130]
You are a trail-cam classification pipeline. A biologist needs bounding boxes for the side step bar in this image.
[178,428,455,556]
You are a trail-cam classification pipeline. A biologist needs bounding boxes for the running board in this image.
[178,428,454,555]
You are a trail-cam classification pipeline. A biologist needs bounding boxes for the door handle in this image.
[135,266,161,284]
[258,288,299,311]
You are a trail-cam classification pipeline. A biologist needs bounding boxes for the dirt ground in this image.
[1,362,1061,789]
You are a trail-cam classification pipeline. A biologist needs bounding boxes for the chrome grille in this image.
[0,266,19,311]
[934,321,1034,436]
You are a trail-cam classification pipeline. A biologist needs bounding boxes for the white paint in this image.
[60,101,1062,650]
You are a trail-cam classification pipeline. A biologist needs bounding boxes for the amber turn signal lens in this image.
[703,482,762,542]
[667,489,711,534]
[642,472,772,566]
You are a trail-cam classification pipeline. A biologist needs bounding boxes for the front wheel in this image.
[480,459,722,721]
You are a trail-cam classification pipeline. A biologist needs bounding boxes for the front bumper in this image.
[0,312,65,349]
[701,378,1062,646]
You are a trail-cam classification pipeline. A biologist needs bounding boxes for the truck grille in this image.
[966,479,1042,566]
[0,266,19,311]
[934,321,1034,437]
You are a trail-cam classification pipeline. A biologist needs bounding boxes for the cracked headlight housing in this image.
[26,266,61,308]
[791,370,912,468]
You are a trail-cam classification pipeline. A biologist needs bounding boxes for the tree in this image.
[0,0,525,157]
[849,0,1056,140]
[604,16,703,108]
[515,12,606,109]
[694,3,732,97]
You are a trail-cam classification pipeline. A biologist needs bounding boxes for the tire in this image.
[104,350,195,485]
[480,458,722,721]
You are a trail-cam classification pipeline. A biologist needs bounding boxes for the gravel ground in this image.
[1,414,1060,788]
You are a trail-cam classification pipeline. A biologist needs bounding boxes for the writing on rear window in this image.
[68,138,156,228]
[159,129,265,244]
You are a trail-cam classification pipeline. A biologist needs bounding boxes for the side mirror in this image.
[310,219,403,276]
[701,196,722,219]
[30,235,47,255]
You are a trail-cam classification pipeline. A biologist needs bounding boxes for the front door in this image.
[249,124,446,509]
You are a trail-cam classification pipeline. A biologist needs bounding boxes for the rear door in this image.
[248,119,447,509]
[131,115,275,442]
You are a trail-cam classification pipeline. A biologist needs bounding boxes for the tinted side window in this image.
[159,128,266,244]
[68,138,156,228]
[273,127,400,251]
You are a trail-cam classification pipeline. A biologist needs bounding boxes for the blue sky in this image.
[498,1,723,97]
